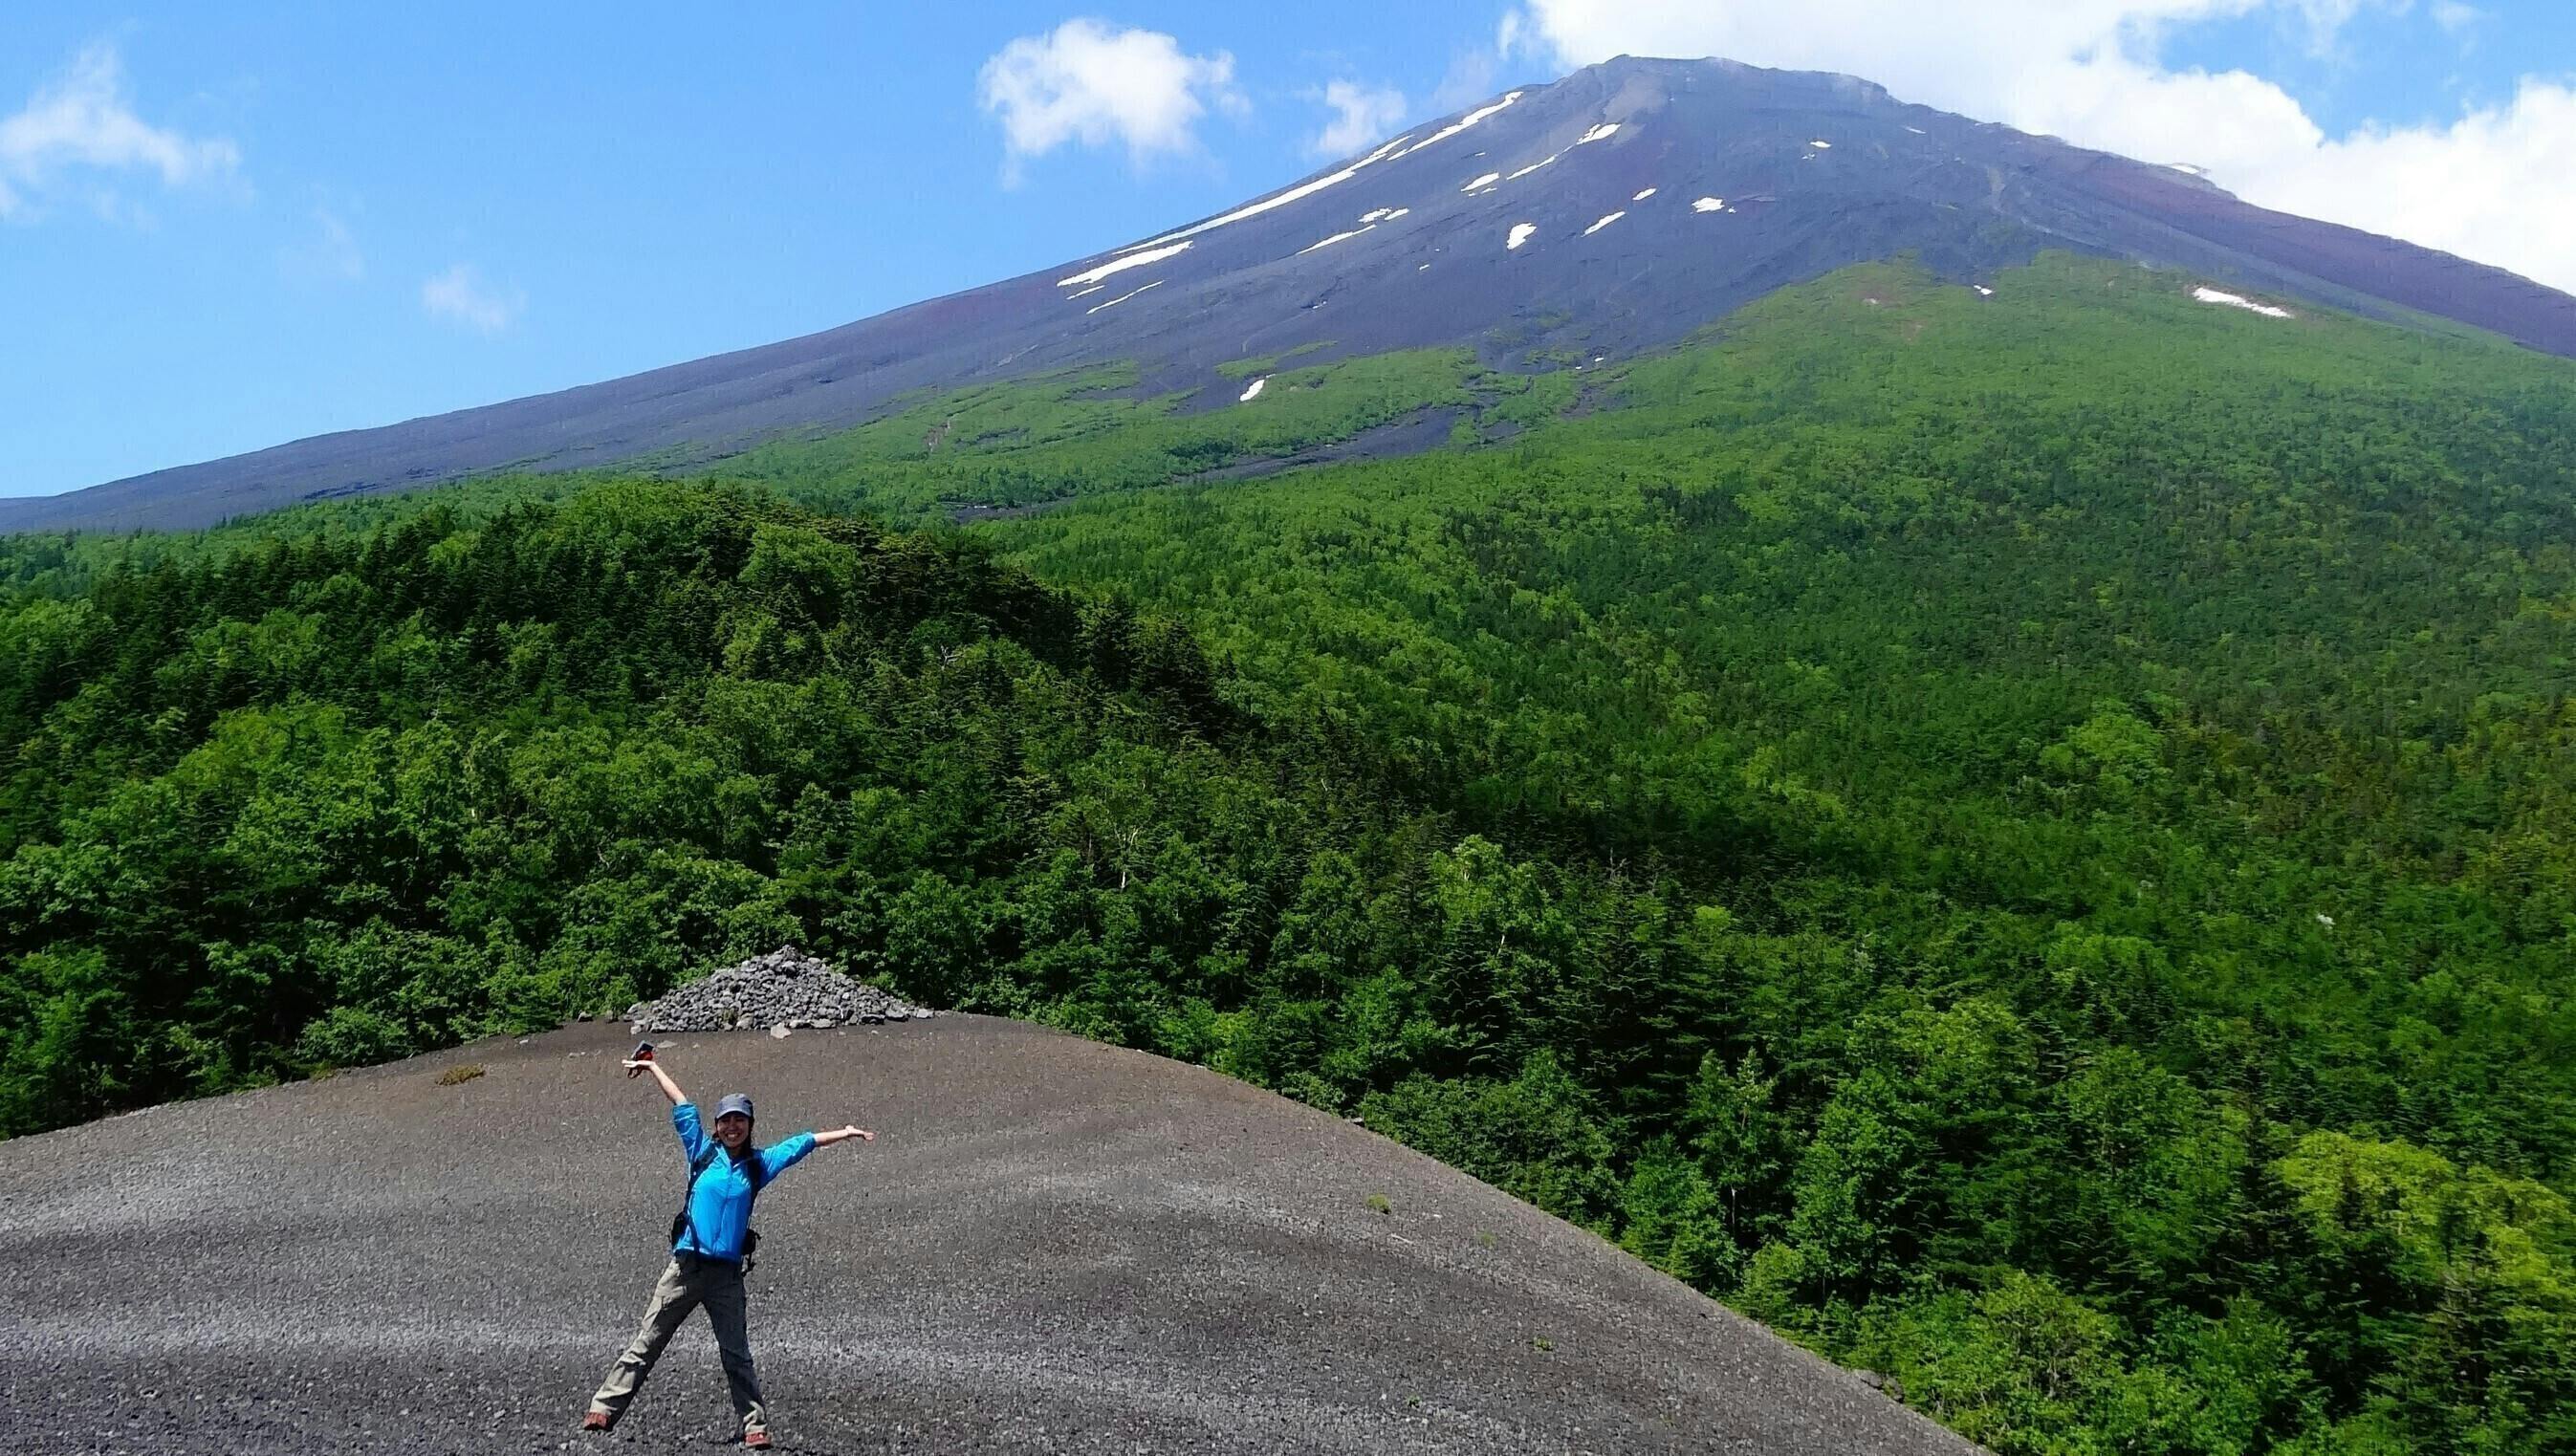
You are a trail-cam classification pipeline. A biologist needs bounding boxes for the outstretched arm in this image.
[630,1058,712,1165]
[623,1058,688,1107]
[758,1124,871,1180]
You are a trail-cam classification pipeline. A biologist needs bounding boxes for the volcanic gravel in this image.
[624,947,933,1033]
[0,1016,1985,1456]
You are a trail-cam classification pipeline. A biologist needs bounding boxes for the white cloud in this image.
[1305,79,1410,159]
[283,206,364,283]
[0,43,239,221]
[1431,41,1508,114]
[2286,0,2382,52]
[421,263,522,334]
[977,20,1245,182]
[316,208,363,280]
[2241,79,2576,290]
[1504,0,2576,294]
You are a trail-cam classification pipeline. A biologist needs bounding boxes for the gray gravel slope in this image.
[0,1016,1981,1455]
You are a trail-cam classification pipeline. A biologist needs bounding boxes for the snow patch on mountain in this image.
[1464,172,1501,191]
[1060,242,1190,288]
[1633,187,1657,202]
[1086,280,1164,315]
[1583,211,1626,236]
[1358,135,1411,165]
[1507,223,1538,250]
[2192,286,2293,318]
[1392,91,1524,160]
[1578,123,1619,144]
[1239,377,1267,402]
[1299,225,1377,254]
[1508,153,1560,180]
[1692,197,1725,212]
[1120,127,1431,253]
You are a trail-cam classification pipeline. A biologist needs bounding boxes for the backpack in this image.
[672,1145,768,1271]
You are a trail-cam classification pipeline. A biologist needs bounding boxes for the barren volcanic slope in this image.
[12,54,2574,533]
[0,1017,1976,1455]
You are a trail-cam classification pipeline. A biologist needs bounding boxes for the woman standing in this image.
[584,1053,874,1447]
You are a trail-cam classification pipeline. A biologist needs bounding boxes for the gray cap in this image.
[713,1093,755,1123]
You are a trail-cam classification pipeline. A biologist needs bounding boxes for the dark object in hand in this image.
[628,1041,655,1077]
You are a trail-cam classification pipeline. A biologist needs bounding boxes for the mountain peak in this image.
[1554,53,1904,116]
[9,57,2572,533]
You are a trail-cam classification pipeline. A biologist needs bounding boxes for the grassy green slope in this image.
[722,348,1530,521]
[1002,256,2576,857]
[958,254,2576,1451]
[0,347,1511,597]
[995,259,2576,1111]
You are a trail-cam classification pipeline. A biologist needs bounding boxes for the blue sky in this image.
[5,2,2571,497]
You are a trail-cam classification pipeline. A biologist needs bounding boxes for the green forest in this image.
[6,254,2574,1454]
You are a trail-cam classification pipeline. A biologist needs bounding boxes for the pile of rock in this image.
[622,945,937,1033]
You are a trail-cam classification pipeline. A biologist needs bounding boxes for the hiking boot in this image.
[581,1411,612,1432]
[743,1430,772,1449]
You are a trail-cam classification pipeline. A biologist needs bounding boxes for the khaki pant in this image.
[589,1254,768,1436]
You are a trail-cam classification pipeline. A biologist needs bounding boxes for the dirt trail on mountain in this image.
[0,1016,1980,1454]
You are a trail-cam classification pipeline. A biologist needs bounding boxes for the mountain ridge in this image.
[10,53,2574,534]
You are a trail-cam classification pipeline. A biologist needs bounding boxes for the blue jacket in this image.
[669,1101,816,1261]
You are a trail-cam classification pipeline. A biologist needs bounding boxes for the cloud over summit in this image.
[978,20,1246,181]
[1305,80,1409,160]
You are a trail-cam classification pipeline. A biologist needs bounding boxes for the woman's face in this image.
[714,1112,751,1149]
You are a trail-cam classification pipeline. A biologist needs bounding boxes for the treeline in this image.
[0,483,1251,1115]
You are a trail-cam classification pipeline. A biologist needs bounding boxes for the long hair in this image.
[728,1124,766,1192]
